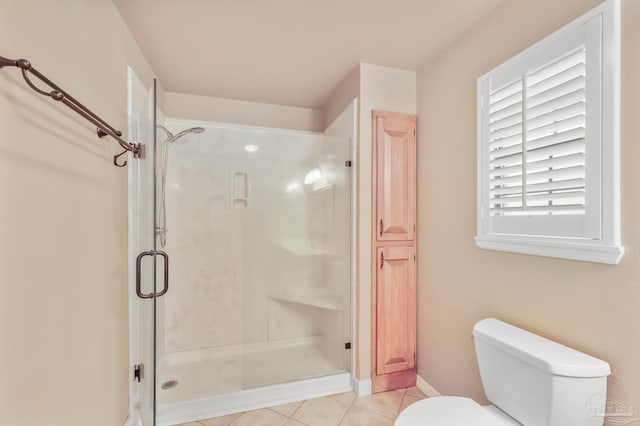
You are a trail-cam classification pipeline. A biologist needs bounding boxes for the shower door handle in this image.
[136,250,169,299]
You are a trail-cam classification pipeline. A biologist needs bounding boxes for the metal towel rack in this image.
[0,55,142,167]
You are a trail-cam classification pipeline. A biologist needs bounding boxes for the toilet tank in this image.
[473,318,610,426]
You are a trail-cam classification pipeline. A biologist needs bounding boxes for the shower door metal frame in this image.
[127,69,161,426]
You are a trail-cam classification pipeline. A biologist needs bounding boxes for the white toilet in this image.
[395,318,611,426]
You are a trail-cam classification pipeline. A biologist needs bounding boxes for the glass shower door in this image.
[241,131,352,389]
[133,79,159,426]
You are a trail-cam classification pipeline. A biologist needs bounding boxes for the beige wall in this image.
[416,0,640,412]
[323,66,361,129]
[165,92,325,132]
[0,1,156,424]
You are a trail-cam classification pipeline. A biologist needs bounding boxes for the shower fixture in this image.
[157,125,205,143]
[156,125,205,248]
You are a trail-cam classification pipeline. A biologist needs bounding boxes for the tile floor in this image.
[177,386,427,426]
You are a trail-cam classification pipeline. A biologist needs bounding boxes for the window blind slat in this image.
[489,111,523,133]
[489,132,522,151]
[489,102,522,123]
[490,174,523,187]
[489,162,525,178]
[527,140,585,163]
[526,190,585,203]
[525,178,586,194]
[526,165,585,184]
[491,204,585,213]
[526,101,585,131]
[527,88,586,119]
[527,128,585,151]
[489,90,523,114]
[489,152,523,168]
[527,63,586,97]
[490,197,523,207]
[490,121,524,141]
[526,152,585,173]
[490,185,524,196]
[527,115,585,141]
[490,79,522,104]
[526,49,586,86]
[489,143,522,160]
[527,75,586,108]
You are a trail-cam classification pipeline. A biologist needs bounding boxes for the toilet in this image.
[395,318,611,426]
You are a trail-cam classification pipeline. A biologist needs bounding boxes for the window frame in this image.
[475,0,623,264]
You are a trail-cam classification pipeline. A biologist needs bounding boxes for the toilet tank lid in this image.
[473,318,611,378]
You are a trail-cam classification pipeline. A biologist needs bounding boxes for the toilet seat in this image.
[394,396,516,426]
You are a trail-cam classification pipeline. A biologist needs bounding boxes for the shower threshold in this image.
[156,372,352,426]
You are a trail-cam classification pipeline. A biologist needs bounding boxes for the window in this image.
[476,0,623,264]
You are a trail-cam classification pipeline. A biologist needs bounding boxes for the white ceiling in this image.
[114,0,501,110]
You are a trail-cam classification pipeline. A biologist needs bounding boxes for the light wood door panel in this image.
[374,111,416,242]
[375,246,416,376]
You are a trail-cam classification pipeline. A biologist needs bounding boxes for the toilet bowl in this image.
[397,396,520,425]
[395,318,610,426]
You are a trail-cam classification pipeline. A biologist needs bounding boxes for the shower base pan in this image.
[156,338,352,425]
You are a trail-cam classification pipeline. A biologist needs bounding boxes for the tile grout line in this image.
[325,392,357,426]
[192,389,416,426]
[287,399,311,426]
[289,399,305,419]
[336,400,352,426]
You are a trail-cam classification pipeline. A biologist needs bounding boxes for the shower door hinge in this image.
[345,160,352,167]
[345,342,351,350]
[134,363,144,383]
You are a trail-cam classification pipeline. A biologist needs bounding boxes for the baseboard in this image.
[416,375,441,397]
[351,376,371,396]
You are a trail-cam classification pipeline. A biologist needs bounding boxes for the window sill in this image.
[475,235,624,264]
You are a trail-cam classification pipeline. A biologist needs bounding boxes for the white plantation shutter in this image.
[476,0,623,264]
[489,78,524,211]
[524,48,587,215]
[478,18,602,239]
[489,48,587,219]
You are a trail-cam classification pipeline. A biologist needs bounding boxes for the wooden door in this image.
[374,111,416,242]
[375,246,416,376]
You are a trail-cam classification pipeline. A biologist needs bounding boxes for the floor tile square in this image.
[405,386,426,398]
[283,420,308,426]
[230,408,288,426]
[269,400,304,417]
[328,391,357,406]
[399,395,421,413]
[352,390,404,419]
[199,412,242,426]
[339,406,394,426]
[292,396,350,426]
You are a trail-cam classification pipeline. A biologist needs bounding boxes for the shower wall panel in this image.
[160,126,341,354]
[163,143,245,351]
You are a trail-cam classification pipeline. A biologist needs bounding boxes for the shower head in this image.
[157,125,205,143]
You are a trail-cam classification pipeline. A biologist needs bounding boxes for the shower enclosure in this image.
[130,79,353,425]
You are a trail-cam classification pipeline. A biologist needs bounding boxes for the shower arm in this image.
[0,55,142,167]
